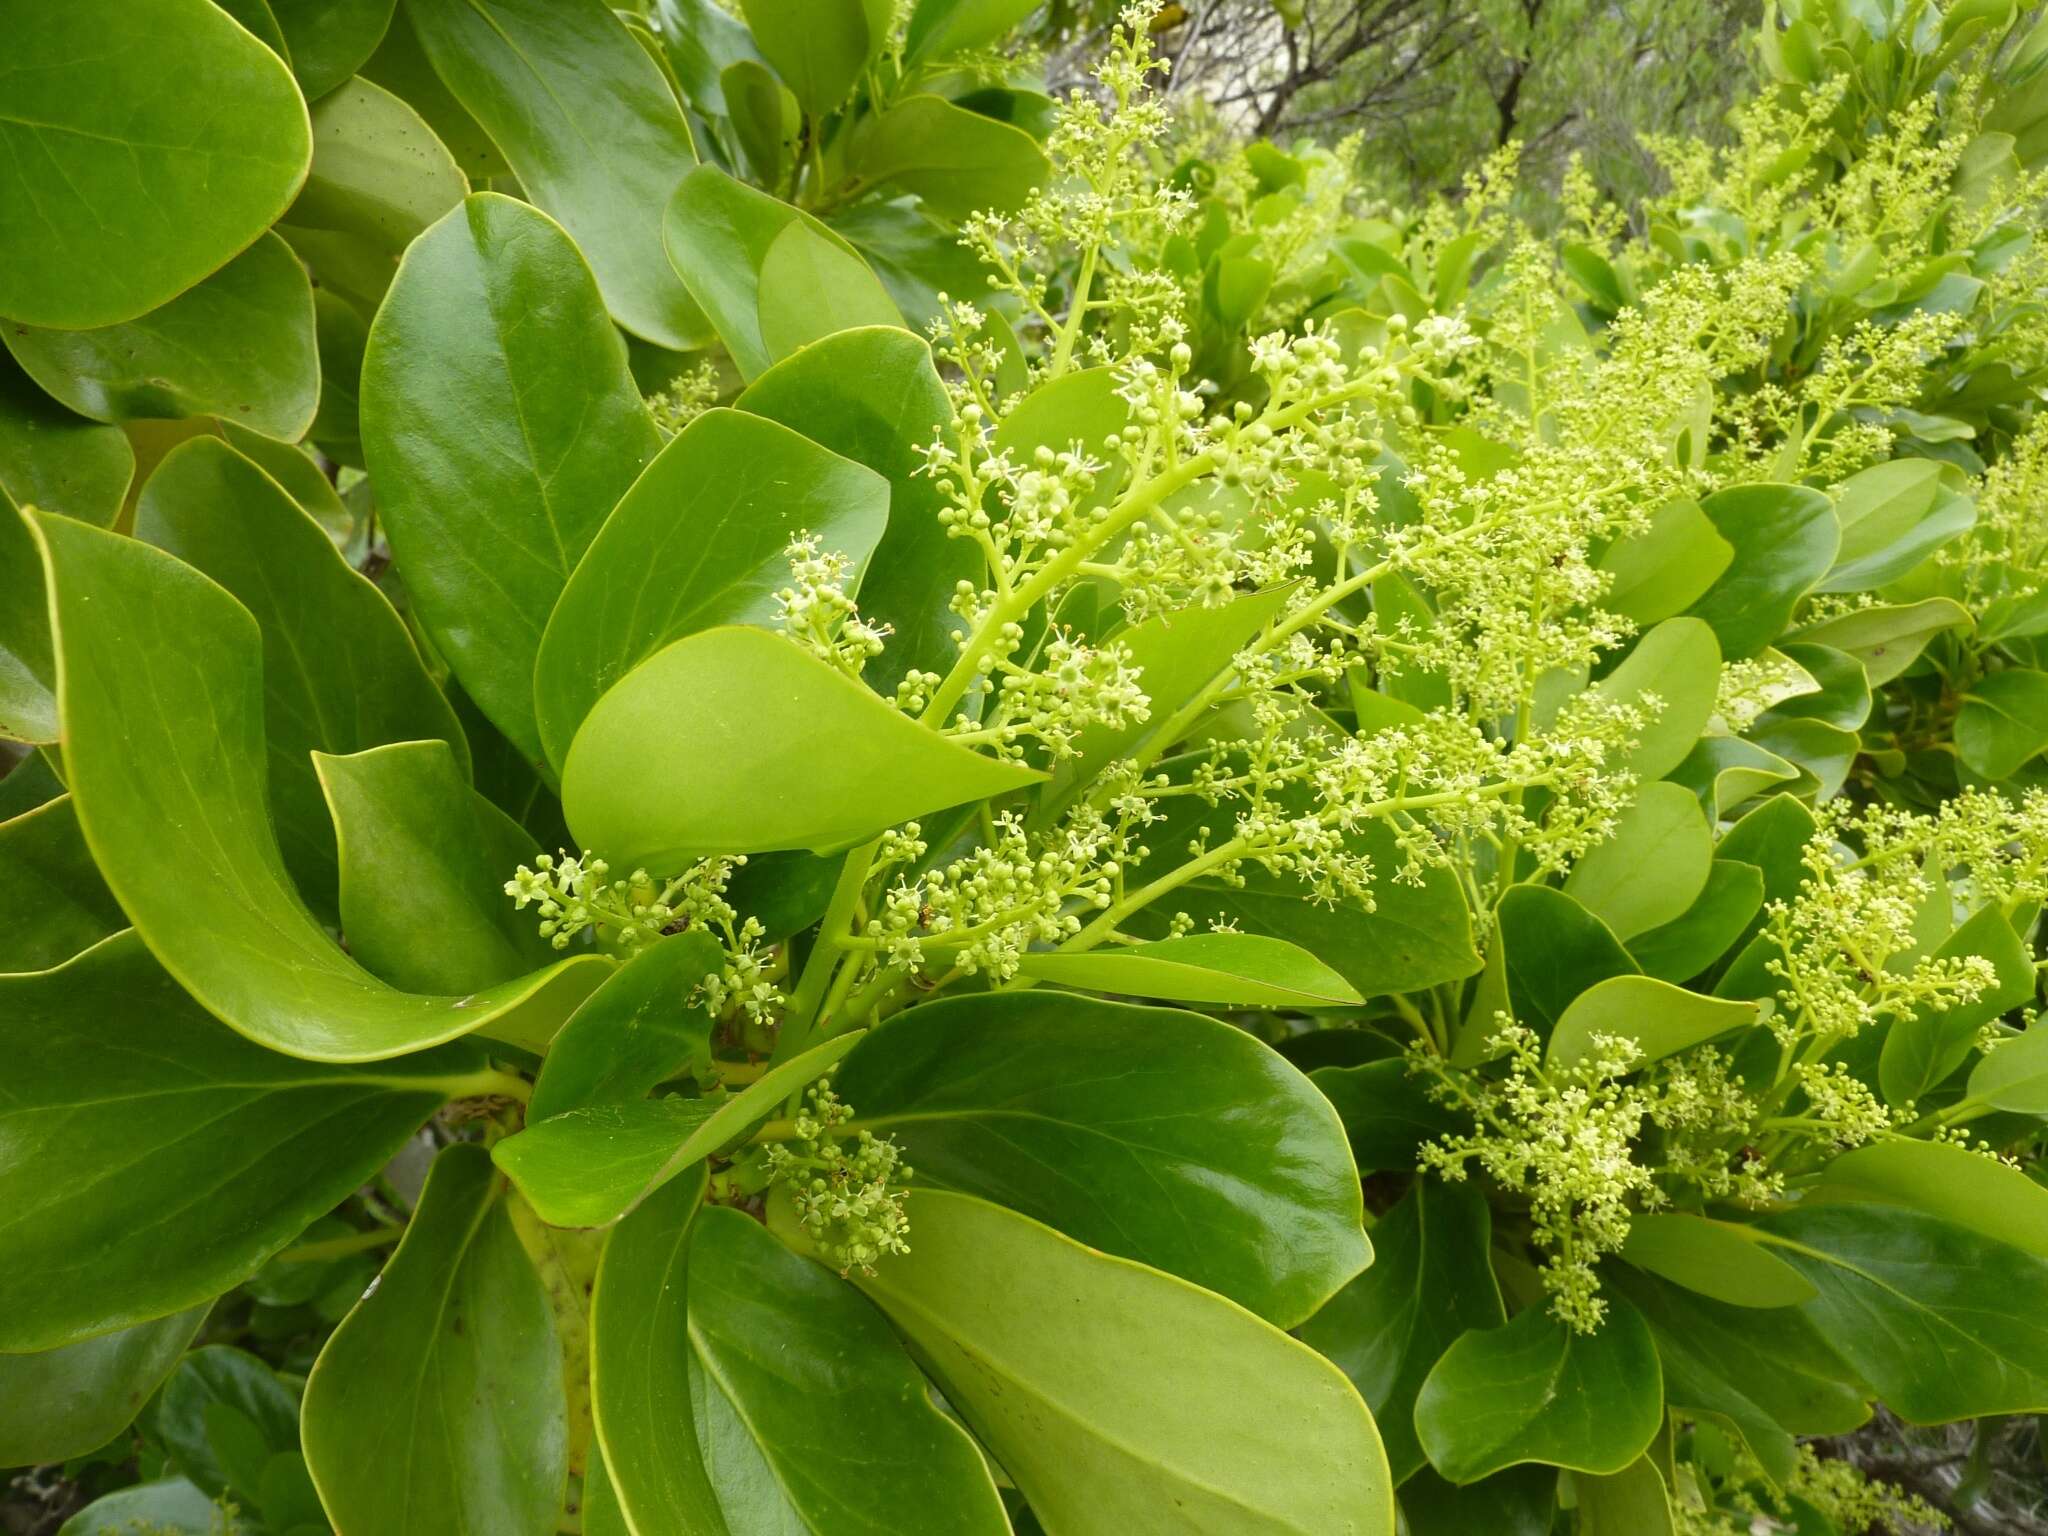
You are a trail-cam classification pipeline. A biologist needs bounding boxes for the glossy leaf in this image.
[904,0,1040,61]
[1684,483,1839,658]
[1791,597,1972,686]
[4,232,318,441]
[849,94,1051,218]
[272,0,397,100]
[157,1345,299,1501]
[1399,1466,1557,1536]
[1968,1020,2048,1113]
[57,1480,240,1536]
[1619,1214,1816,1308]
[562,626,1043,868]
[834,992,1370,1325]
[360,1,509,181]
[1016,932,1361,1006]
[854,1190,1396,1535]
[528,934,723,1121]
[1576,1457,1674,1536]
[736,326,970,690]
[1757,1203,2048,1422]
[303,1144,566,1536]
[0,0,312,329]
[1811,1137,2048,1261]
[494,1033,862,1227]
[0,1308,207,1466]
[1298,1181,1502,1484]
[1819,457,1975,592]
[535,408,889,770]
[1878,902,2037,1106]
[0,350,133,526]
[287,74,468,261]
[1625,860,1765,983]
[408,0,710,348]
[594,1186,1008,1534]
[1590,617,1722,781]
[1482,884,1639,1050]
[1413,1298,1662,1483]
[1956,667,2048,778]
[135,436,468,920]
[316,741,556,995]
[362,193,664,760]
[1310,1058,1467,1174]
[1598,498,1731,623]
[737,0,868,115]
[0,932,479,1352]
[0,795,125,974]
[1546,976,1756,1069]
[1562,782,1712,941]
[30,509,607,1062]
[755,219,903,359]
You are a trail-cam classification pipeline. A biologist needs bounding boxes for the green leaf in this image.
[904,0,1040,61]
[2,232,317,441]
[665,168,894,380]
[315,740,556,995]
[723,58,798,185]
[1748,715,1858,801]
[408,0,710,349]
[135,435,469,921]
[1016,932,1362,1006]
[1298,1182,1502,1484]
[528,933,724,1121]
[1597,498,1733,625]
[0,795,124,974]
[1413,1298,1663,1483]
[1473,884,1639,1058]
[1791,597,1972,685]
[1577,1457,1674,1536]
[303,1144,566,1536]
[30,508,607,1062]
[594,1185,1008,1534]
[1957,668,2048,778]
[1968,1020,2048,1113]
[1767,642,1872,730]
[849,94,1051,219]
[361,2,509,182]
[0,500,56,744]
[1399,1466,1557,1536]
[1547,975,1755,1069]
[1619,1214,1816,1308]
[0,350,133,526]
[853,1190,1396,1535]
[1878,902,2037,1106]
[1562,783,1712,941]
[158,1346,298,1501]
[362,193,663,761]
[1625,860,1765,983]
[1669,736,1800,820]
[834,992,1369,1325]
[1811,1137,2048,1261]
[57,1480,244,1536]
[286,74,468,260]
[0,0,312,329]
[737,0,869,115]
[0,1308,207,1466]
[1310,1059,1467,1174]
[1608,1266,1867,1486]
[755,219,903,360]
[736,326,970,691]
[494,1032,862,1227]
[562,626,1042,867]
[1757,1203,2048,1422]
[1819,458,1975,592]
[1684,483,1839,659]
[271,0,397,100]
[534,409,889,770]
[0,932,484,1351]
[1590,617,1722,782]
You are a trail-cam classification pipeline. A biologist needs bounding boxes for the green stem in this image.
[273,1224,402,1264]
[775,838,880,1063]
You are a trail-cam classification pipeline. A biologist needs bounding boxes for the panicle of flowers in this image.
[949,631,1151,761]
[643,362,722,435]
[1712,652,1816,733]
[763,1078,911,1276]
[774,533,892,678]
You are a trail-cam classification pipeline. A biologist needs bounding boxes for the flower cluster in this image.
[762,1078,911,1276]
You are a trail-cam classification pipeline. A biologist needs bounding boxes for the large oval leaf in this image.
[271,0,398,101]
[0,933,483,1352]
[1684,483,1839,659]
[0,351,133,527]
[0,1307,208,1465]
[534,408,889,771]
[1588,617,1721,782]
[0,795,125,974]
[562,625,1042,868]
[853,1190,1395,1535]
[134,436,469,921]
[527,932,725,1121]
[2,233,318,441]
[847,94,1051,219]
[1413,1299,1662,1483]
[303,1144,566,1536]
[1016,932,1363,1007]
[1545,976,1756,1069]
[835,992,1369,1325]
[362,193,663,761]
[29,508,608,1062]
[593,1182,1008,1534]
[0,0,312,328]
[285,74,468,261]
[407,0,709,348]
[1561,782,1712,941]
